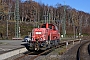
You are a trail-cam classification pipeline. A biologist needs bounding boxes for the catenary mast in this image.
[15,0,20,38]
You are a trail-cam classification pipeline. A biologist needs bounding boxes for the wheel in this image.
[25,46,31,51]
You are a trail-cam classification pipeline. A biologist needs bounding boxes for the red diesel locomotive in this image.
[23,23,60,51]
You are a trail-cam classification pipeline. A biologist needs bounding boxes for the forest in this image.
[0,0,90,39]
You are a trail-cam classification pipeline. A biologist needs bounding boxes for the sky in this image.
[22,0,90,13]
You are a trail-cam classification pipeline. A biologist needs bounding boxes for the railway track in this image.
[77,40,90,60]
[14,51,35,60]
[88,44,90,55]
[14,40,79,60]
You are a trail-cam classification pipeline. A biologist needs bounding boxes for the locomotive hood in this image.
[32,28,48,41]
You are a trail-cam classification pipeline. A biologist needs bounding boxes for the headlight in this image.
[36,32,41,34]
[40,37,43,41]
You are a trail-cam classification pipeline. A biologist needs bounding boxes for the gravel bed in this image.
[5,53,24,60]
[35,42,80,60]
[5,41,80,60]
[80,42,90,60]
[60,40,90,60]
[60,44,80,60]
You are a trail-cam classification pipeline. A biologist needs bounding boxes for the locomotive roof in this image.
[41,23,56,26]
[40,23,58,30]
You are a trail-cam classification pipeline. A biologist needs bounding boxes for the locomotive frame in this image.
[23,23,60,51]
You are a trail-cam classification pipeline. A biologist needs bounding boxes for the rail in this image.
[88,44,90,55]
[77,40,90,60]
